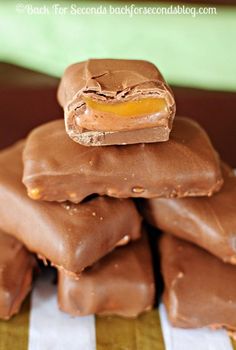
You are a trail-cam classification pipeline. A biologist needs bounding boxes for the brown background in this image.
[0,63,235,166]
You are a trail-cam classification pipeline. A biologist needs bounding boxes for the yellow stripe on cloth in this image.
[231,337,236,350]
[96,309,165,350]
[0,297,30,350]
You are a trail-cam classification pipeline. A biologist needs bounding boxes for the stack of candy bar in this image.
[0,58,234,333]
[143,162,236,330]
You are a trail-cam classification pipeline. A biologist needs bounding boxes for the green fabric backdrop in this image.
[0,1,236,91]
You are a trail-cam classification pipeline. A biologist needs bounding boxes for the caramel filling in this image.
[76,97,169,132]
[84,97,167,117]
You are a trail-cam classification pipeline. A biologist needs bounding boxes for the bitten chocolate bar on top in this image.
[0,142,141,275]
[143,164,236,264]
[57,59,176,146]
[58,234,155,318]
[0,229,36,320]
[160,234,236,330]
[23,117,223,203]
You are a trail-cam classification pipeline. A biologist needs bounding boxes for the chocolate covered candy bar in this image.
[143,164,236,263]
[160,234,236,330]
[23,117,223,203]
[0,229,36,320]
[0,142,141,274]
[58,234,154,318]
[57,59,176,145]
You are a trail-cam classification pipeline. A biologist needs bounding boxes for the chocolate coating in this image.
[143,164,236,263]
[0,229,36,320]
[58,234,155,318]
[23,117,223,203]
[160,234,236,330]
[57,59,176,145]
[0,142,141,274]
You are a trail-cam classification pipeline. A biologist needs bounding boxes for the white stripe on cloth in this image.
[28,270,96,350]
[159,304,233,350]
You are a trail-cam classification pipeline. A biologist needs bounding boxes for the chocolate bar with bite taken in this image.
[57,59,176,146]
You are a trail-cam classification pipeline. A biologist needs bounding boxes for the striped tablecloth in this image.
[1,271,236,350]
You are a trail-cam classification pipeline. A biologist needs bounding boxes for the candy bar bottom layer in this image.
[143,164,236,264]
[0,141,141,274]
[66,125,171,146]
[0,229,36,320]
[58,234,155,318]
[160,234,236,330]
